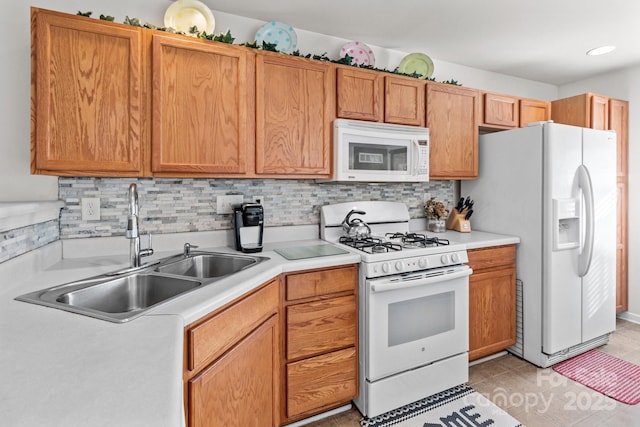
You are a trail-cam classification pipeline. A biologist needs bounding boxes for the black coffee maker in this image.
[233,200,264,253]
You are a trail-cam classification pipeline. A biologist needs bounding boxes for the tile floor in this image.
[305,318,640,427]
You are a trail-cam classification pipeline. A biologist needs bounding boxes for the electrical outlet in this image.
[217,195,244,214]
[81,198,101,221]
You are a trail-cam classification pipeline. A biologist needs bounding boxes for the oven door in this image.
[365,265,470,381]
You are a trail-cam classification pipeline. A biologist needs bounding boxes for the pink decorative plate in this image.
[340,41,375,66]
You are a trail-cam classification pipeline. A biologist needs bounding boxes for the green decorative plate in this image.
[398,53,434,79]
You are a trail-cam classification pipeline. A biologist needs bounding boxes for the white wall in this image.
[1,1,558,202]
[560,68,640,318]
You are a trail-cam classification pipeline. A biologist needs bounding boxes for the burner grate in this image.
[385,232,450,248]
[339,236,403,254]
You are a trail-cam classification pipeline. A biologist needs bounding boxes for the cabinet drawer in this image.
[467,245,515,272]
[285,265,357,301]
[186,280,278,372]
[286,347,357,418]
[287,295,356,360]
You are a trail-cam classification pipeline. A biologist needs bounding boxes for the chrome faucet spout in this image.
[125,183,153,267]
[128,183,139,217]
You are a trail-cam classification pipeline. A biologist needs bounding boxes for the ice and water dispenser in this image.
[553,198,580,250]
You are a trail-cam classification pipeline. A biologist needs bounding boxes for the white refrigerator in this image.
[462,122,616,368]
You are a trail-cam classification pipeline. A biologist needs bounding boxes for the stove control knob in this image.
[382,262,390,273]
[451,253,461,263]
[395,261,403,272]
[418,257,428,269]
[440,254,450,264]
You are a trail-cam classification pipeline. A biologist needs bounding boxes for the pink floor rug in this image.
[552,349,640,405]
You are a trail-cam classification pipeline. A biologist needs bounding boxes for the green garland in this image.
[76,11,461,85]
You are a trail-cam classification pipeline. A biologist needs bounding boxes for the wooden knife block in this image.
[446,209,471,232]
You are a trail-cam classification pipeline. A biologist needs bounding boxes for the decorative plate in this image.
[164,0,216,34]
[340,41,375,67]
[398,53,434,79]
[255,21,298,53]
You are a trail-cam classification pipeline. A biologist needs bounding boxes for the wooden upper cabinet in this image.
[151,35,253,175]
[520,98,550,127]
[31,8,144,175]
[481,92,519,128]
[481,92,550,129]
[255,52,334,177]
[385,76,426,126]
[609,98,629,179]
[590,94,609,130]
[426,83,479,179]
[551,92,608,129]
[336,66,382,122]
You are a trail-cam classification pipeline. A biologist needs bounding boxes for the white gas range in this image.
[321,201,471,418]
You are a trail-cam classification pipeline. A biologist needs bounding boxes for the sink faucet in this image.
[125,183,153,267]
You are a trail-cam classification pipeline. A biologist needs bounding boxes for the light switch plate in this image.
[81,198,101,221]
[217,195,244,214]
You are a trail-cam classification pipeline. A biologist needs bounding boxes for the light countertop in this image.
[0,229,517,426]
[0,239,359,427]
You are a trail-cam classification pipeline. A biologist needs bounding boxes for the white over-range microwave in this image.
[330,119,430,182]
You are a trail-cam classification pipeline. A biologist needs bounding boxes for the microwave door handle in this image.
[412,139,420,176]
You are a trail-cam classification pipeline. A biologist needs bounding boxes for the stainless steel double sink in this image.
[16,251,268,323]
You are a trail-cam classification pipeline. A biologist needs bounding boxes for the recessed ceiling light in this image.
[586,45,616,56]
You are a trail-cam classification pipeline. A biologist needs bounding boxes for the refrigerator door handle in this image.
[577,165,595,277]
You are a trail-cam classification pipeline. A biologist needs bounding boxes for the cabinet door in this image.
[616,181,628,313]
[608,99,628,312]
[482,92,518,128]
[590,94,609,130]
[468,267,516,361]
[287,347,357,419]
[188,315,279,427]
[609,99,629,179]
[152,35,252,175]
[385,76,426,126]
[32,9,143,175]
[255,53,333,177]
[336,67,382,121]
[426,83,479,179]
[519,98,550,127]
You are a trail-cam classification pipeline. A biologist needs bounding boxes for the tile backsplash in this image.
[58,177,455,239]
[0,220,60,263]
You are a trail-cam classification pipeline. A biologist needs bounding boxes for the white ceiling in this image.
[207,0,640,86]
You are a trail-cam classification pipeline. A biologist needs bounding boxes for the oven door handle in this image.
[370,267,472,293]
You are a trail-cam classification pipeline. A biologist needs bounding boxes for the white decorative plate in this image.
[340,41,375,67]
[255,21,298,53]
[164,0,216,34]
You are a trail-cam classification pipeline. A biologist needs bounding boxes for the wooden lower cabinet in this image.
[467,245,517,361]
[184,280,280,427]
[183,265,358,427]
[281,265,358,424]
[286,347,357,418]
[188,315,278,427]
